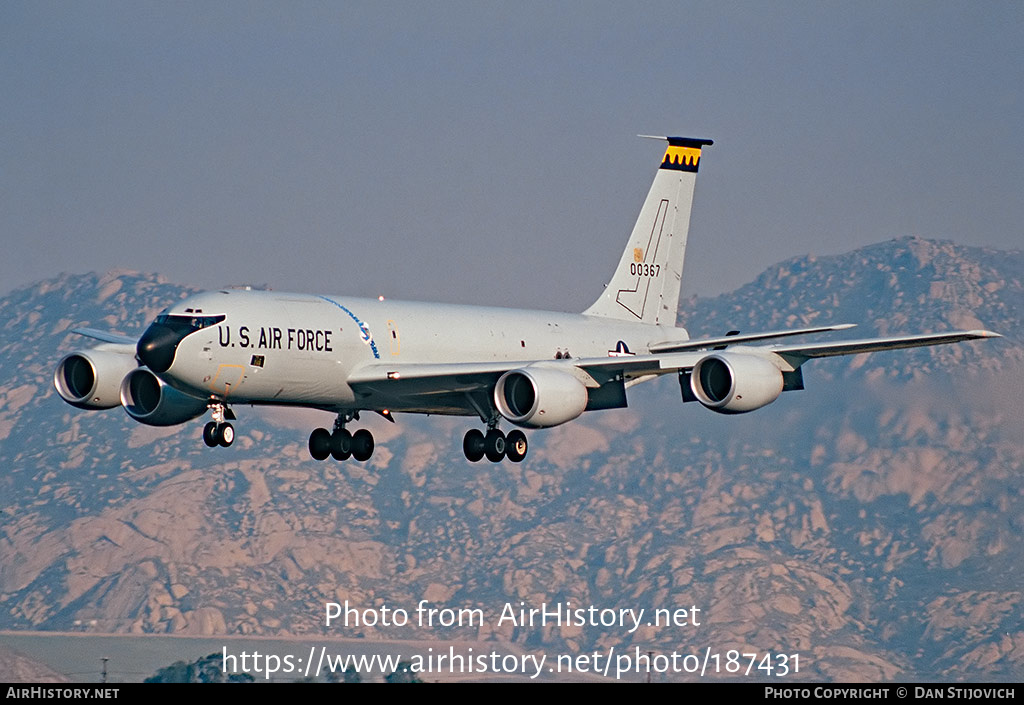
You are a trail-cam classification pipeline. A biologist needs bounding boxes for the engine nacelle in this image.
[54,350,138,410]
[494,367,588,428]
[119,368,208,426]
[690,352,784,414]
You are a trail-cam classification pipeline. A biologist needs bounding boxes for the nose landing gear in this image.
[202,402,236,447]
[203,421,234,447]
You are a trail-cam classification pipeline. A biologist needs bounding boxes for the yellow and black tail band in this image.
[660,136,713,173]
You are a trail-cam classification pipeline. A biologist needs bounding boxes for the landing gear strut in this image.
[202,403,235,448]
[310,412,374,462]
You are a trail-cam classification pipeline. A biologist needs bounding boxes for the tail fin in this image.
[583,136,712,326]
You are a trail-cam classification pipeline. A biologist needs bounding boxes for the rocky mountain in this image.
[0,645,69,683]
[0,237,1021,681]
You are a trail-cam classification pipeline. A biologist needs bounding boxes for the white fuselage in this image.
[160,289,685,413]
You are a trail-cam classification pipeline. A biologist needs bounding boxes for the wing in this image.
[71,327,139,346]
[770,329,1002,365]
[347,361,520,416]
[345,328,1001,417]
[346,353,705,417]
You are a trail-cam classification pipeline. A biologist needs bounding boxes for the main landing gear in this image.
[463,425,528,463]
[309,412,374,462]
[202,403,236,448]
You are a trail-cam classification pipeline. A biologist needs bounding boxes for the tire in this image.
[463,429,486,462]
[351,428,374,462]
[506,429,528,462]
[309,427,331,460]
[218,422,234,447]
[330,428,352,461]
[203,421,219,447]
[484,429,506,463]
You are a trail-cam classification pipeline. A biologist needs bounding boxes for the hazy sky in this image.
[3,1,1022,312]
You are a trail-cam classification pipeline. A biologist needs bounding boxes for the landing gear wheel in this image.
[351,429,374,462]
[484,429,506,463]
[203,421,219,447]
[309,427,331,460]
[330,428,352,461]
[505,430,528,463]
[463,429,486,462]
[218,422,235,447]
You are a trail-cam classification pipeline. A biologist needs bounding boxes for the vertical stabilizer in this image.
[584,136,712,326]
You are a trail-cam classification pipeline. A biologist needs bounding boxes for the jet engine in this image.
[494,367,588,428]
[119,368,208,426]
[54,349,138,410]
[690,352,784,414]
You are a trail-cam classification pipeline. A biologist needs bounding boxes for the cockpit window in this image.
[154,313,226,335]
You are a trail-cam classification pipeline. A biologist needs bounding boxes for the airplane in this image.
[54,136,1001,463]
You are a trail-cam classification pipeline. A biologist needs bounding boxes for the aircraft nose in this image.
[137,321,185,373]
